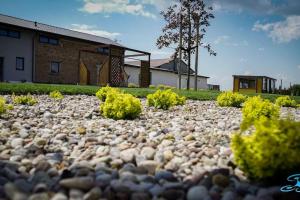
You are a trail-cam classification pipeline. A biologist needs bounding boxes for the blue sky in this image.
[1,0,299,90]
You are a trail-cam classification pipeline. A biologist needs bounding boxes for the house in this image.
[0,14,151,87]
[125,58,209,89]
[233,75,276,93]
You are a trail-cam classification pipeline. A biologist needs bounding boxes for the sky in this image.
[1,0,299,90]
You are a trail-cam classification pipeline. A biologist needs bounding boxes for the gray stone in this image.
[120,148,137,163]
[83,187,102,200]
[187,186,210,200]
[11,138,23,148]
[59,177,94,190]
[50,193,68,200]
[138,160,159,174]
[140,147,155,160]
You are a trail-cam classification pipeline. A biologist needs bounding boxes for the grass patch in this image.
[0,83,299,103]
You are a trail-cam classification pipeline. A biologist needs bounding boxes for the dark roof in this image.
[233,75,276,80]
[125,63,209,79]
[126,58,172,68]
[0,13,123,47]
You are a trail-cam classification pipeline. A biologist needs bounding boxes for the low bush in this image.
[49,90,64,100]
[149,85,156,89]
[231,117,300,180]
[217,91,247,107]
[241,96,279,130]
[147,89,186,110]
[128,83,139,88]
[100,91,142,120]
[12,94,37,106]
[157,84,175,90]
[0,97,13,115]
[275,96,297,108]
[96,86,121,102]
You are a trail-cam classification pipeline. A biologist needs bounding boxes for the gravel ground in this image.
[0,95,299,200]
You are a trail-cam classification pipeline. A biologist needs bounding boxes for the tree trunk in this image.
[194,22,200,91]
[178,14,183,90]
[187,4,191,90]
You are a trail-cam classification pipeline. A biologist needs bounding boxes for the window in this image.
[0,28,8,36]
[97,47,109,55]
[49,38,59,45]
[0,28,20,38]
[40,35,59,45]
[50,62,60,73]
[8,30,20,38]
[239,78,256,89]
[16,57,24,71]
[39,35,49,43]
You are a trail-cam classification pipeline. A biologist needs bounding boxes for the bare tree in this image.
[157,0,216,90]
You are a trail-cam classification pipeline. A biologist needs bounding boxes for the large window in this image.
[97,47,109,55]
[0,28,20,39]
[239,78,256,89]
[39,35,59,45]
[50,62,60,74]
[16,57,24,71]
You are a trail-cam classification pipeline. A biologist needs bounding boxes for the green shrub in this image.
[147,89,186,110]
[241,96,279,130]
[0,97,13,115]
[96,86,121,102]
[13,94,37,106]
[231,117,300,180]
[128,83,139,88]
[49,90,64,100]
[100,90,142,120]
[157,84,175,90]
[149,85,156,89]
[275,96,297,108]
[217,91,247,107]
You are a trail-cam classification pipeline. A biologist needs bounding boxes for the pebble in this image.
[59,177,94,190]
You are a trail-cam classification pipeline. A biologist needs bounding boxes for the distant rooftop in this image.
[233,75,276,80]
[0,13,123,47]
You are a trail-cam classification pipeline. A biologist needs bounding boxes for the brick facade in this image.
[34,33,123,85]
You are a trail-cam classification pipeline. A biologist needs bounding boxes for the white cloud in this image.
[80,0,156,18]
[214,35,248,47]
[239,58,247,63]
[258,47,265,51]
[243,71,252,75]
[71,24,121,39]
[252,15,300,43]
[298,65,300,69]
[214,35,229,44]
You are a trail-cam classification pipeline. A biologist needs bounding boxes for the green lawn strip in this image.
[0,83,299,103]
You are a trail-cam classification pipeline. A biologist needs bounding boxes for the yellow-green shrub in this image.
[157,84,175,90]
[147,89,186,110]
[49,90,64,100]
[0,97,13,115]
[241,96,279,130]
[275,96,297,108]
[96,86,121,102]
[149,85,156,89]
[128,83,139,88]
[231,117,300,180]
[217,91,247,107]
[100,90,142,120]
[13,94,37,106]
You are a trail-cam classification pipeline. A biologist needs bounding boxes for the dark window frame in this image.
[50,61,60,74]
[0,28,20,39]
[39,35,59,45]
[16,57,24,71]
[97,47,110,55]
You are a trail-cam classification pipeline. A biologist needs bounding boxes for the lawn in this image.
[0,82,299,103]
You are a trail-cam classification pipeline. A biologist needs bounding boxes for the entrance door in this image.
[0,57,3,82]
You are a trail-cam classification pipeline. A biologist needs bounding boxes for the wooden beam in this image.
[124,53,146,58]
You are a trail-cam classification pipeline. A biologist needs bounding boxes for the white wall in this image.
[124,66,208,89]
[0,26,34,82]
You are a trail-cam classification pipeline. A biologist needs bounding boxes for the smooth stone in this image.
[4,183,27,200]
[221,191,237,200]
[131,192,151,200]
[155,170,177,182]
[140,147,156,160]
[59,177,94,190]
[50,193,68,200]
[138,160,159,174]
[149,184,164,197]
[160,189,185,200]
[11,138,23,148]
[28,193,49,200]
[120,148,137,163]
[212,174,230,188]
[83,187,102,200]
[187,186,210,200]
[19,129,29,138]
[69,189,84,200]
